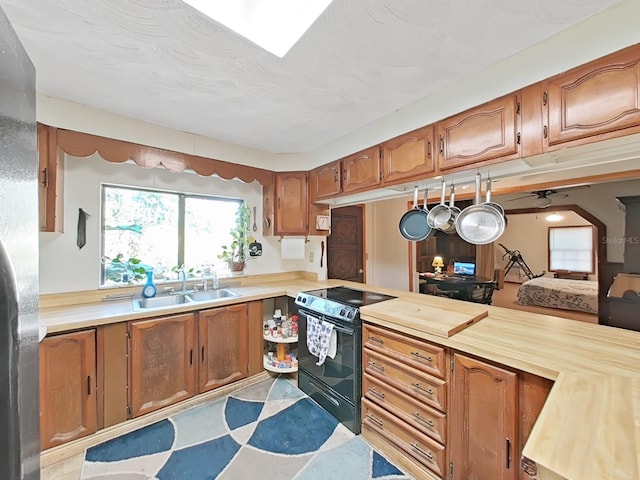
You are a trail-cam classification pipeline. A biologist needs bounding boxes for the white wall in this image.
[39,154,325,294]
[365,197,412,292]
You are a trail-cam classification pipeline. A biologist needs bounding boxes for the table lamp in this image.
[432,256,444,274]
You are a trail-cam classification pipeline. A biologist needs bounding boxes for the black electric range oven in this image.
[293,286,396,433]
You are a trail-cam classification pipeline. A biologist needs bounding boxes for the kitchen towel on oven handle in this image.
[306,315,337,366]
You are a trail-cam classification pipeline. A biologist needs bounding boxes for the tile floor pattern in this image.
[81,376,412,479]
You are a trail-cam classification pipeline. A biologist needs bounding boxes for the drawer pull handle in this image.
[412,412,435,428]
[369,336,384,345]
[411,442,434,460]
[412,382,434,395]
[368,388,386,400]
[411,351,433,363]
[366,413,384,427]
[368,361,385,372]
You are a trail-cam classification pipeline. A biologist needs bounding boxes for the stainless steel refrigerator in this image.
[0,6,41,480]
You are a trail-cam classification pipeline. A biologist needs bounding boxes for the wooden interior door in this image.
[450,353,518,480]
[327,205,364,282]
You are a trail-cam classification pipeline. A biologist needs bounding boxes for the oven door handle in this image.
[326,323,354,335]
[299,310,355,335]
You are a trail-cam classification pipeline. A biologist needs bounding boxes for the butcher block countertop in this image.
[40,277,640,480]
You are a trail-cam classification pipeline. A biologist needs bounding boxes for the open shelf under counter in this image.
[263,334,298,343]
[263,354,298,374]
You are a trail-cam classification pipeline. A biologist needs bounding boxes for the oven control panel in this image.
[295,293,358,323]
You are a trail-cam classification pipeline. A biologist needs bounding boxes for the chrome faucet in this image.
[176,265,188,293]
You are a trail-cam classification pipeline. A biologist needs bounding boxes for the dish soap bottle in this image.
[142,270,157,298]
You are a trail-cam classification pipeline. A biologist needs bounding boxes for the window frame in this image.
[100,183,243,286]
[547,225,596,274]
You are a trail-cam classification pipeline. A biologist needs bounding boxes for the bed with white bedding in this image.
[516,277,598,314]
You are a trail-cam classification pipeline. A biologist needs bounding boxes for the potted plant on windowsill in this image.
[218,203,251,272]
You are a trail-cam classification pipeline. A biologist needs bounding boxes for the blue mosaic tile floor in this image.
[81,376,412,479]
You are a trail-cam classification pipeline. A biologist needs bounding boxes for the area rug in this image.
[81,376,411,479]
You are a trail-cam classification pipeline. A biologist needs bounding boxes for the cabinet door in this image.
[309,160,341,201]
[40,330,97,450]
[544,44,640,149]
[274,171,308,235]
[437,93,521,171]
[381,126,435,185]
[198,304,249,392]
[342,147,381,194]
[128,313,196,417]
[450,353,518,480]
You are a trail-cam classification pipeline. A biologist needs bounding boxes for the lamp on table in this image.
[432,256,444,274]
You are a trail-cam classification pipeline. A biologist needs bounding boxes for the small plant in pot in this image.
[218,203,251,272]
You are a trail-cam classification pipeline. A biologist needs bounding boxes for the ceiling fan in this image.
[506,187,586,208]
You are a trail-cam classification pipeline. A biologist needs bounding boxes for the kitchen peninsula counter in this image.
[358,288,640,480]
[40,278,640,479]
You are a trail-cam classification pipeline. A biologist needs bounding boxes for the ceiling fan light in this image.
[535,196,552,208]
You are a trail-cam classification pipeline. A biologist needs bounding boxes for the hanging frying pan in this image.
[439,183,462,235]
[399,186,433,241]
[484,177,505,217]
[455,172,506,245]
[427,179,450,229]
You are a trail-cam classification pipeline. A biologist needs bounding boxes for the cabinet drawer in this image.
[362,398,446,478]
[364,349,446,411]
[363,324,446,378]
[363,373,446,444]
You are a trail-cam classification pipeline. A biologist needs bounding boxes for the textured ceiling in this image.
[0,0,623,154]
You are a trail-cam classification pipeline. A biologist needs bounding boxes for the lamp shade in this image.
[432,256,444,268]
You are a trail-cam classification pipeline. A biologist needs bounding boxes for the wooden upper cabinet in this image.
[274,171,308,235]
[342,146,381,194]
[37,123,64,232]
[381,126,435,185]
[198,304,249,393]
[437,93,521,171]
[450,353,518,480]
[128,313,196,418]
[544,44,640,149]
[309,160,341,201]
[40,330,97,450]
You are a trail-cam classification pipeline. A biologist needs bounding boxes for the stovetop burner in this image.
[295,286,396,323]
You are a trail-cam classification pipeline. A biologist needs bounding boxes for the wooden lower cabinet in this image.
[450,353,518,480]
[363,398,447,477]
[198,304,249,392]
[39,330,97,450]
[362,323,448,480]
[128,313,197,417]
[362,324,553,480]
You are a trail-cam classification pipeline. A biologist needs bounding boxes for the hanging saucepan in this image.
[427,179,451,229]
[455,172,506,245]
[399,186,433,241]
[439,183,462,235]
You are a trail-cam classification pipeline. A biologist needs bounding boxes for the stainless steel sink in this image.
[133,294,192,310]
[132,288,239,311]
[188,288,239,302]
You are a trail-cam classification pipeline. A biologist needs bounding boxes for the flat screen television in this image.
[453,261,476,276]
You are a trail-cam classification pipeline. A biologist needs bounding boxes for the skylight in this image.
[182,0,334,58]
